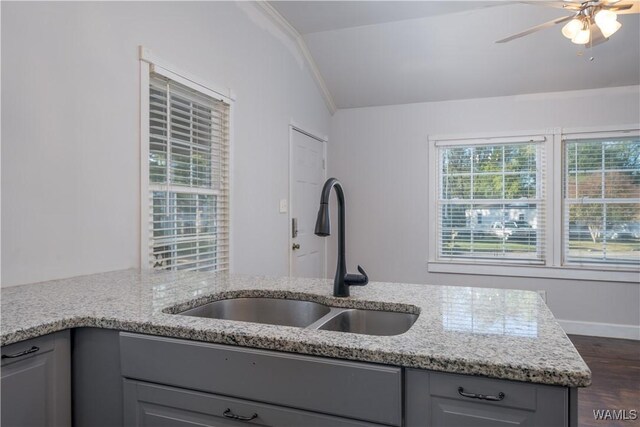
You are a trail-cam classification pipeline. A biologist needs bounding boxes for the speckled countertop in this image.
[1,269,590,387]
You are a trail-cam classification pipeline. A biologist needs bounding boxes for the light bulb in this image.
[562,19,583,39]
[598,19,622,38]
[572,28,591,44]
[595,9,617,27]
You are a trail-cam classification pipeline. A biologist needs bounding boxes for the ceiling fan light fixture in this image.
[571,28,591,44]
[594,9,618,27]
[598,19,622,38]
[562,18,583,39]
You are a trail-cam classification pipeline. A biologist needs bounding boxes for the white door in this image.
[290,128,326,278]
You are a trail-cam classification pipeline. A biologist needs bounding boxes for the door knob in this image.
[292,243,301,250]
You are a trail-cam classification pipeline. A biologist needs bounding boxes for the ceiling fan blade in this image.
[606,2,640,13]
[495,15,573,43]
[520,0,582,10]
[519,1,583,10]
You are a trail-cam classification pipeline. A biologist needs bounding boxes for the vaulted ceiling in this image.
[270,1,640,109]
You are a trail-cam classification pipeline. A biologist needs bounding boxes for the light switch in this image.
[279,199,288,213]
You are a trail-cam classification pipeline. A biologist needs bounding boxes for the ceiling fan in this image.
[496,1,639,46]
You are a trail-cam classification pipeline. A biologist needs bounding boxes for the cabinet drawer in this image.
[430,371,537,411]
[406,369,569,427]
[120,333,401,426]
[1,334,56,366]
[124,379,386,427]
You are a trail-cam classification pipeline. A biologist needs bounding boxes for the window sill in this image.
[427,261,639,283]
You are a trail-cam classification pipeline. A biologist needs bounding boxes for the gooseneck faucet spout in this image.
[314,178,368,297]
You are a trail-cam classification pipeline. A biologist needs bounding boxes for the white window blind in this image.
[563,136,640,266]
[436,140,546,263]
[148,73,230,271]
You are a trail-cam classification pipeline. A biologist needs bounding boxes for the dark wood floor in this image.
[568,335,640,426]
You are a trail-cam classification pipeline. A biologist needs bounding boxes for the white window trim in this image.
[139,46,235,272]
[427,125,640,283]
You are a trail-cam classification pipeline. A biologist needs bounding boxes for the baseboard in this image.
[558,319,640,340]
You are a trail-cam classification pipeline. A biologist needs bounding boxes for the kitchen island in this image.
[1,269,590,426]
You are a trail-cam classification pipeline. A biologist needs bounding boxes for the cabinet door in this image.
[405,369,568,427]
[123,379,384,427]
[1,331,71,427]
[1,349,48,426]
[430,397,536,426]
[120,332,401,425]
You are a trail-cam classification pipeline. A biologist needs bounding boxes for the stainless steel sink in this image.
[177,297,419,336]
[179,298,331,328]
[317,309,418,336]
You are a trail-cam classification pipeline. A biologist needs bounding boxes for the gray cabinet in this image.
[1,330,71,427]
[405,369,571,427]
[72,328,124,427]
[124,379,385,426]
[119,332,401,426]
[1,329,575,427]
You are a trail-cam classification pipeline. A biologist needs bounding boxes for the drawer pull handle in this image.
[223,408,258,421]
[458,386,505,401]
[1,346,40,359]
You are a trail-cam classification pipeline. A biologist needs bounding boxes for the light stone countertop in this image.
[0,269,591,387]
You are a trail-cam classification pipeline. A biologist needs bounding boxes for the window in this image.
[429,127,639,281]
[146,72,230,272]
[436,136,546,264]
[563,135,639,266]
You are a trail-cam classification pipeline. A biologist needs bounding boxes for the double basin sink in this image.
[177,298,418,336]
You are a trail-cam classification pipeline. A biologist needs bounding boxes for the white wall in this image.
[329,86,640,338]
[1,2,330,286]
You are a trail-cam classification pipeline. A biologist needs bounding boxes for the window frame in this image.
[139,47,235,272]
[427,125,639,283]
[435,135,548,265]
[560,126,640,270]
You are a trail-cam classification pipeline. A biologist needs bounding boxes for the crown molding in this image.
[255,1,337,115]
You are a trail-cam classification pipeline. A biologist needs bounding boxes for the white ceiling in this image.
[270,1,502,34]
[270,1,640,109]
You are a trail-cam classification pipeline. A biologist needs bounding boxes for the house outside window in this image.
[563,135,639,266]
[437,138,546,264]
[428,127,639,282]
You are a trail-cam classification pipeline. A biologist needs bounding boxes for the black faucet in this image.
[314,178,368,297]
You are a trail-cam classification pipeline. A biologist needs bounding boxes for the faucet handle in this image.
[357,265,369,284]
[345,265,369,286]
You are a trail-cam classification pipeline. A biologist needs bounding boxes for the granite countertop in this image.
[0,269,591,387]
